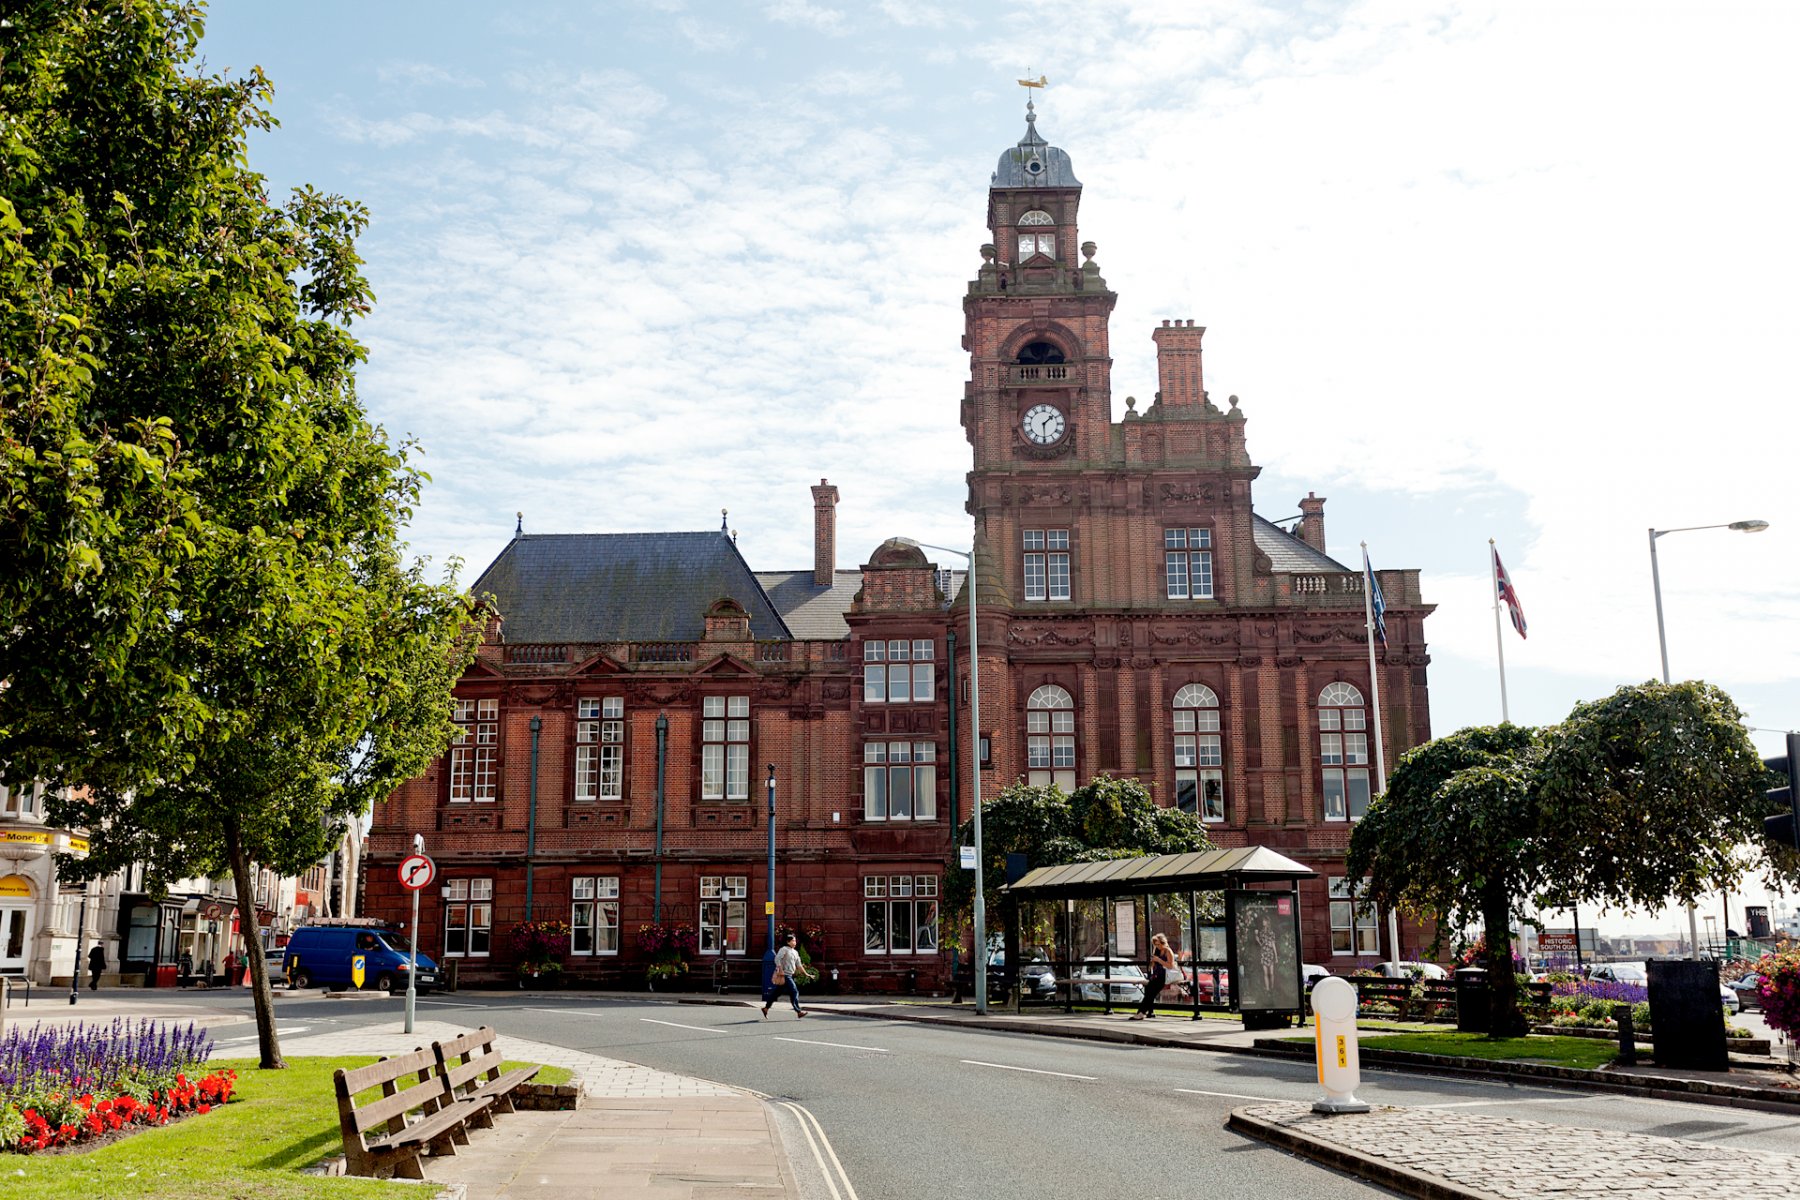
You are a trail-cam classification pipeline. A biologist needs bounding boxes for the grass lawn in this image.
[1281,1031,1619,1071]
[3,1057,572,1200]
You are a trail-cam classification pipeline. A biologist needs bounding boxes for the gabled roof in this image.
[754,570,862,640]
[1003,846,1315,899]
[471,532,791,644]
[1252,515,1351,574]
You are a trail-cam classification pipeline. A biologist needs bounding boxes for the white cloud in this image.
[762,0,847,35]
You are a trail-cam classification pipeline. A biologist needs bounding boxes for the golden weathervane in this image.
[1017,74,1048,90]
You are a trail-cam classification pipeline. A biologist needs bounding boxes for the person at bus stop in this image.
[1130,933,1179,1020]
[761,933,807,1019]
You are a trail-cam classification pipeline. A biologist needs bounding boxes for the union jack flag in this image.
[1363,547,1386,646]
[1493,544,1527,639]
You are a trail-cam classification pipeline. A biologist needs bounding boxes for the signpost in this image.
[398,838,434,1034]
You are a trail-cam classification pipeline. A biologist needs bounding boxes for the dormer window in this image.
[1016,210,1056,261]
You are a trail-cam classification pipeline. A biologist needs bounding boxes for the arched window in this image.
[1173,684,1224,821]
[1015,340,1066,365]
[1016,212,1056,262]
[1026,684,1076,791]
[1318,682,1370,821]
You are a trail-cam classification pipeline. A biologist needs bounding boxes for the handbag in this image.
[772,968,787,986]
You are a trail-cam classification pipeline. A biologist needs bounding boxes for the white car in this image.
[1378,961,1448,980]
[1071,958,1146,1003]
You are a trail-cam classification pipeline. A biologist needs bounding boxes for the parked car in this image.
[1591,961,1739,1013]
[1729,974,1764,1011]
[1160,963,1229,1002]
[1302,963,1332,989]
[282,923,437,992]
[989,948,1058,999]
[1070,957,1146,1003]
[1379,961,1448,980]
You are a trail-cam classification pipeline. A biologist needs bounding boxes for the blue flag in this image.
[1363,548,1387,646]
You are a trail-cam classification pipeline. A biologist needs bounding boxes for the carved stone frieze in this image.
[1016,439,1075,462]
[1007,622,1094,647]
[638,683,694,705]
[1150,625,1239,647]
[1293,625,1366,645]
[509,684,563,706]
[1275,656,1304,668]
[1002,482,1075,505]
[821,681,852,702]
[1239,656,1263,667]
[1156,481,1217,504]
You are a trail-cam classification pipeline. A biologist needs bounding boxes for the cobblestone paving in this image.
[281,1019,744,1099]
[1237,1102,1800,1198]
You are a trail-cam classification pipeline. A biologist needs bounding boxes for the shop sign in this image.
[0,830,52,846]
[0,874,32,898]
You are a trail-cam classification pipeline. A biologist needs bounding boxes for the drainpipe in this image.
[524,715,542,920]
[655,712,668,924]
[946,630,959,832]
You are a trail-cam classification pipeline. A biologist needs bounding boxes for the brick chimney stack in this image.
[811,479,840,587]
[1151,319,1207,408]
[1297,492,1327,552]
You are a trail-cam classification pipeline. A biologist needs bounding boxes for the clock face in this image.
[1021,403,1066,445]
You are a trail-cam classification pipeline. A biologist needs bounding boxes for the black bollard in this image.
[1613,1003,1637,1066]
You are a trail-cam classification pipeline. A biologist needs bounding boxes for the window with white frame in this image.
[1023,529,1070,601]
[1026,684,1077,790]
[1164,528,1214,599]
[1017,231,1056,261]
[863,874,940,955]
[449,698,498,803]
[570,876,620,954]
[863,639,935,703]
[1328,877,1380,955]
[863,742,938,821]
[442,878,493,957]
[1318,682,1371,822]
[1173,683,1224,821]
[701,696,750,800]
[575,698,624,801]
[699,875,748,954]
[0,782,40,816]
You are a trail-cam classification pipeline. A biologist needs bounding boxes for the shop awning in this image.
[1001,846,1314,901]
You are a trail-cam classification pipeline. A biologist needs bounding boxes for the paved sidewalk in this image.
[1228,1102,1800,1199]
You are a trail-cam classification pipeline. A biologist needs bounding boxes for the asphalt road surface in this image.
[194,991,1800,1200]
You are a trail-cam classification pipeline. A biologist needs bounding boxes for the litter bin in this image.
[1454,966,1488,1033]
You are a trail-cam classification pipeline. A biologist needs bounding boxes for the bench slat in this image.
[442,1047,506,1089]
[468,1065,539,1100]
[369,1097,492,1152]
[337,1047,438,1095]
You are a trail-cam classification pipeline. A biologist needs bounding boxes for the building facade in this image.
[364,107,1434,989]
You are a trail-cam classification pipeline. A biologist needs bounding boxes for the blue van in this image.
[282,924,438,992]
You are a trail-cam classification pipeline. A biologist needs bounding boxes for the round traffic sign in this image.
[399,853,437,891]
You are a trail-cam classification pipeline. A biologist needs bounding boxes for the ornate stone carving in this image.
[1017,439,1075,461]
[1275,656,1304,668]
[1150,625,1239,647]
[1157,481,1217,503]
[1294,625,1366,645]
[639,683,694,705]
[1239,656,1263,667]
[1008,622,1093,647]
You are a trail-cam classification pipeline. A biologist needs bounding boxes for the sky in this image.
[194,0,1800,935]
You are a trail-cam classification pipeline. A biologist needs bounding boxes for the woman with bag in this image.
[762,932,807,1018]
[1130,933,1179,1020]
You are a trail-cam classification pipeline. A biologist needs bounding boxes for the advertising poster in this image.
[1232,891,1300,1011]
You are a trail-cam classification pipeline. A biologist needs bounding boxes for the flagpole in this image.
[1490,538,1511,723]
[1361,543,1401,964]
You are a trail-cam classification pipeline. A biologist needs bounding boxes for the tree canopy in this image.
[1350,681,1790,1034]
[3,1,477,1068]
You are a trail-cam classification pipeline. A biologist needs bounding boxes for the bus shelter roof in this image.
[1000,846,1314,900]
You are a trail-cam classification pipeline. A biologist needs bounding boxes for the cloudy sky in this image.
[199,1,1799,934]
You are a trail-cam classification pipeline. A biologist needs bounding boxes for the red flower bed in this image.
[12,1069,236,1153]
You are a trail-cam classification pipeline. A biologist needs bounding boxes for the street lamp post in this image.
[766,765,777,954]
[900,538,988,1015]
[1647,518,1769,959]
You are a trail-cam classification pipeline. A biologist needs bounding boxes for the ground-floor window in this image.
[444,878,494,957]
[571,876,620,954]
[1328,877,1378,955]
[700,875,748,954]
[864,875,940,955]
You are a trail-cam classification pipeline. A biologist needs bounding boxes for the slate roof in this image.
[471,532,792,644]
[756,568,968,640]
[992,102,1081,189]
[1252,515,1351,574]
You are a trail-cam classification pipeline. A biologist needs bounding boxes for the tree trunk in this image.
[1482,884,1528,1037]
[225,815,286,1069]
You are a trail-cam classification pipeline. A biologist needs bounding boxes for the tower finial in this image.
[720,507,729,534]
[515,511,523,536]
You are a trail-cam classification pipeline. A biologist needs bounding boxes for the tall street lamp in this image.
[899,537,988,1016]
[1647,517,1769,958]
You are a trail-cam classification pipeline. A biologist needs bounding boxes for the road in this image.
[188,991,1800,1199]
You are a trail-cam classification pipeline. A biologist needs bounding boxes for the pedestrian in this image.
[1130,933,1178,1020]
[761,932,807,1019]
[178,950,193,988]
[224,950,238,988]
[87,942,105,991]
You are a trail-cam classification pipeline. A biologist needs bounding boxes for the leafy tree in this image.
[1347,724,1541,1034]
[1350,682,1789,1036]
[3,2,478,1068]
[945,775,1212,985]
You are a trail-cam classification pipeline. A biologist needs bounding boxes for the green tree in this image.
[945,775,1212,986]
[3,1,478,1068]
[1347,724,1541,1034]
[1350,682,1790,1036]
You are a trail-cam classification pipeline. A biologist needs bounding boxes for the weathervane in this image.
[1017,72,1048,90]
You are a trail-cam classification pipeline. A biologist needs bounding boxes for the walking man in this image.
[87,942,105,991]
[762,932,807,1019]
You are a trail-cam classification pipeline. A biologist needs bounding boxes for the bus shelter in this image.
[999,846,1315,1027]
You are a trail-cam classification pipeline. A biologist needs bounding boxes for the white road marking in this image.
[773,1037,890,1053]
[638,1018,730,1034]
[961,1059,1096,1080]
[780,1101,860,1200]
[1175,1087,1289,1102]
[217,1025,310,1044]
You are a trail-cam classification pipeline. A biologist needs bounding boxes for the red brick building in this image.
[365,104,1435,988]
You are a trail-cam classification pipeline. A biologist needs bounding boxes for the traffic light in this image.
[1765,731,1800,850]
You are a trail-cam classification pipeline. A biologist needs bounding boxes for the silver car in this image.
[1071,958,1146,1003]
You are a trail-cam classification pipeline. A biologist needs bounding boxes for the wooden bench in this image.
[434,1026,542,1114]
[333,1046,495,1179]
